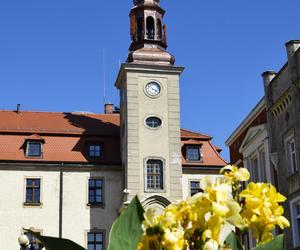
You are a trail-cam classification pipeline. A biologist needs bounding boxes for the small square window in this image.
[88,178,103,205]
[87,232,104,250]
[186,146,201,162]
[190,181,203,196]
[25,178,41,205]
[26,142,42,157]
[88,144,101,158]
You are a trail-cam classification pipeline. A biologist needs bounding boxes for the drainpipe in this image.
[59,163,64,238]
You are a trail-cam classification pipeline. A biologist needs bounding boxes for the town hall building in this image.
[0,0,227,249]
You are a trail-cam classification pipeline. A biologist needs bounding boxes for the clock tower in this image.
[115,0,184,209]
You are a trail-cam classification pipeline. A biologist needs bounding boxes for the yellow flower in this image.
[203,239,219,250]
[163,228,185,250]
[221,165,250,183]
[240,182,290,244]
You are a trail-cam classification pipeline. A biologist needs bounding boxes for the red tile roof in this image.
[0,111,120,136]
[181,128,212,140]
[0,111,226,167]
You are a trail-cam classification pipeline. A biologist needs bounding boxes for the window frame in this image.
[144,158,166,193]
[24,177,42,206]
[26,141,43,158]
[145,116,162,129]
[86,230,105,250]
[186,146,202,162]
[87,177,105,207]
[189,180,203,196]
[290,197,300,248]
[86,142,103,159]
[287,137,298,175]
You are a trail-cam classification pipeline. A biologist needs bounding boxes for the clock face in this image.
[145,82,161,96]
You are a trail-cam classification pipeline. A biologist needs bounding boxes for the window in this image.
[288,138,298,174]
[24,232,42,250]
[259,149,267,182]
[250,156,259,182]
[26,142,42,157]
[186,146,201,162]
[88,144,101,158]
[157,19,162,40]
[190,181,203,196]
[136,17,144,40]
[145,117,162,128]
[88,179,103,205]
[146,159,163,190]
[87,232,104,250]
[146,16,155,39]
[291,199,300,247]
[25,178,41,205]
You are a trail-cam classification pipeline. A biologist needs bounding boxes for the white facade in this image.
[0,165,122,249]
[239,124,273,183]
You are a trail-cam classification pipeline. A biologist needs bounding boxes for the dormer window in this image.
[26,142,42,157]
[88,143,101,158]
[186,146,201,162]
[25,134,44,158]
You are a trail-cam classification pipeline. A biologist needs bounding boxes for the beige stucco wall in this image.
[0,169,60,249]
[0,167,122,249]
[118,65,183,204]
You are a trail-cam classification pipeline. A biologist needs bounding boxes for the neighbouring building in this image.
[226,40,300,250]
[0,0,227,249]
[263,40,300,250]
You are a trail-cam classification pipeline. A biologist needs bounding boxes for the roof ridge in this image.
[0,110,120,116]
[181,128,212,138]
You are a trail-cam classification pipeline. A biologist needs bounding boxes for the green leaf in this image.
[252,235,284,250]
[25,229,86,250]
[224,231,244,250]
[108,196,145,250]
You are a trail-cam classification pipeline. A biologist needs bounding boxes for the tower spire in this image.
[127,0,175,66]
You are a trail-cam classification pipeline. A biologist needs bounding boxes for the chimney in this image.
[262,71,277,88]
[104,103,114,114]
[285,40,300,60]
[16,104,21,113]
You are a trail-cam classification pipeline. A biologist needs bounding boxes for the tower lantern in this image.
[128,0,174,65]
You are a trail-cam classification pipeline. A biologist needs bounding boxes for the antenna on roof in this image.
[103,49,108,105]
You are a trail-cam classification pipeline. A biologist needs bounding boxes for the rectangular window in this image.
[186,146,201,161]
[87,232,104,250]
[88,144,101,158]
[259,149,267,182]
[291,200,300,247]
[288,139,298,174]
[88,179,103,205]
[24,232,42,250]
[146,159,163,190]
[26,142,42,157]
[251,156,259,182]
[25,178,41,204]
[190,181,203,196]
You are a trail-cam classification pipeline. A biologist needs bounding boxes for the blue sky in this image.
[0,0,299,161]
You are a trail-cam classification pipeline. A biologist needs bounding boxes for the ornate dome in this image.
[133,0,160,6]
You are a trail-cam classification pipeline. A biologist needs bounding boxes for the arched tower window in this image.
[157,19,162,40]
[136,17,144,41]
[146,16,155,40]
